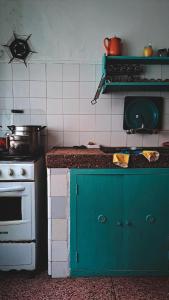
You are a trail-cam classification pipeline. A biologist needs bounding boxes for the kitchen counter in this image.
[46,147,169,168]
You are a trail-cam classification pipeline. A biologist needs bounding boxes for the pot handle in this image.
[104,38,110,51]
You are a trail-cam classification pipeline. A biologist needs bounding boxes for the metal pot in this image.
[7,125,46,154]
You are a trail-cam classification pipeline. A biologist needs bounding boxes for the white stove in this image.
[0,155,46,271]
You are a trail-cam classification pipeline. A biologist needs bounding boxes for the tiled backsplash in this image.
[0,62,169,149]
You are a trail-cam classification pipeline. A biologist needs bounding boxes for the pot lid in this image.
[7,125,46,133]
[124,99,159,130]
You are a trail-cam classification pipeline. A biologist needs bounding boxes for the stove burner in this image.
[3,32,37,66]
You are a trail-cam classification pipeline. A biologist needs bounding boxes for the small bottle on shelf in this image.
[143,43,153,57]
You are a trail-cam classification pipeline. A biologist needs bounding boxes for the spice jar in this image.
[143,43,153,57]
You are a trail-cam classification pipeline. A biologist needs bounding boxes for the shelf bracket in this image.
[91,75,105,105]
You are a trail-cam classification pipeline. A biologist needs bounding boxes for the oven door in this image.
[0,182,35,241]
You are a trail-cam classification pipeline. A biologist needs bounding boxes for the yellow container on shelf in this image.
[143,43,153,57]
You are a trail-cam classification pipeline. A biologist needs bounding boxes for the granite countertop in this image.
[46,147,169,169]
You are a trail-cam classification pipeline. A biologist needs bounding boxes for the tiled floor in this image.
[0,272,169,300]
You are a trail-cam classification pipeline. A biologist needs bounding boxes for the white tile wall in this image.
[96,98,112,114]
[111,99,124,114]
[47,64,62,81]
[79,131,95,145]
[47,99,62,115]
[0,61,169,148]
[48,131,64,148]
[63,64,79,81]
[13,114,31,125]
[80,82,95,98]
[80,64,95,81]
[63,99,79,114]
[30,81,46,98]
[47,169,69,277]
[110,132,127,146]
[0,98,13,113]
[95,132,111,145]
[12,63,29,81]
[30,98,46,114]
[13,81,29,97]
[29,64,46,81]
[50,174,67,196]
[52,241,68,261]
[47,114,63,131]
[111,115,123,131]
[126,134,143,147]
[14,98,30,114]
[51,197,67,218]
[0,63,12,80]
[142,134,159,147]
[63,132,79,147]
[52,219,67,241]
[64,115,79,131]
[0,81,12,97]
[95,64,102,82]
[47,82,62,98]
[79,99,95,114]
[51,262,68,278]
[63,82,79,99]
[80,115,95,131]
[96,115,111,131]
[159,131,169,145]
[30,114,46,125]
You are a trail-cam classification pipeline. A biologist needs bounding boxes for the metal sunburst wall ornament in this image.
[3,32,37,66]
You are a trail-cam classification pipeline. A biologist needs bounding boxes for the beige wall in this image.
[0,0,169,62]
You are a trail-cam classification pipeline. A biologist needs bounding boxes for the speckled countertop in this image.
[46,147,169,168]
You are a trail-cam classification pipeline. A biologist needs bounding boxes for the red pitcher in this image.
[104,36,122,56]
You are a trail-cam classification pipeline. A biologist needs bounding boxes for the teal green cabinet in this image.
[70,169,169,276]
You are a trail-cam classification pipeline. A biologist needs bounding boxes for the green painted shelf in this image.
[93,55,169,103]
[102,81,169,93]
[104,55,169,64]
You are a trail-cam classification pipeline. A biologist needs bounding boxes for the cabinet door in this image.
[124,174,169,272]
[70,174,124,275]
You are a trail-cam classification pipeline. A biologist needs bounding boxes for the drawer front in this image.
[0,242,35,270]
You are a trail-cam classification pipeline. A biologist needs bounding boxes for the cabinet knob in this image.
[98,215,107,224]
[146,214,156,224]
[116,221,123,227]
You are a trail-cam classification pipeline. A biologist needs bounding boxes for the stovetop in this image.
[0,150,43,162]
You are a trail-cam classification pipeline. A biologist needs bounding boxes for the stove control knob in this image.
[8,169,14,176]
[20,168,26,176]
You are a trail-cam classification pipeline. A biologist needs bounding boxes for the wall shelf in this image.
[104,55,169,65]
[92,54,169,104]
[103,81,169,93]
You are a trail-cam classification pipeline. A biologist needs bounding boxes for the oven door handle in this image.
[0,220,29,225]
[0,186,25,193]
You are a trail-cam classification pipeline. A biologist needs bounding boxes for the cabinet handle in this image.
[116,221,123,227]
[125,221,132,226]
[98,215,107,224]
[146,214,156,224]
